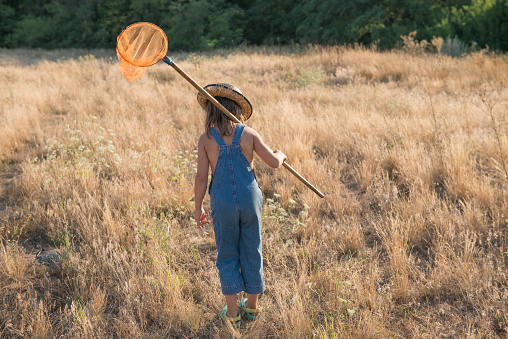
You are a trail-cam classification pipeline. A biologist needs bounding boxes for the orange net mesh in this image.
[116,49,146,82]
[117,22,168,67]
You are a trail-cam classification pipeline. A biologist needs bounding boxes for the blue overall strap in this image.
[209,127,227,146]
[232,124,245,145]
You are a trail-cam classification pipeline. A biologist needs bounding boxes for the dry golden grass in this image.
[0,45,507,338]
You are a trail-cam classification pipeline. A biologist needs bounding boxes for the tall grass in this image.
[0,46,507,337]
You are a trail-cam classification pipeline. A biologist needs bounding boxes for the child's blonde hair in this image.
[206,97,244,138]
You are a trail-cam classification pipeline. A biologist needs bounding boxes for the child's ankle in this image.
[246,302,258,309]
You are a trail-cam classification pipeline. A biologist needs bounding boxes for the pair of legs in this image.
[225,293,260,318]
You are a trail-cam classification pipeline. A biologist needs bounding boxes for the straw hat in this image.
[197,83,252,121]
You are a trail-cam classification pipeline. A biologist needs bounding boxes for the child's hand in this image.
[273,150,287,167]
[194,208,210,230]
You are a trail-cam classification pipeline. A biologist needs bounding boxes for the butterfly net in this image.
[116,22,168,82]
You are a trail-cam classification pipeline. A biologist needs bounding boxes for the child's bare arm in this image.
[251,128,287,168]
[194,134,210,229]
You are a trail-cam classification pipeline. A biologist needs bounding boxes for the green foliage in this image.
[241,0,299,44]
[5,15,52,48]
[263,194,309,232]
[0,0,507,51]
[449,0,508,51]
[0,0,16,46]
[163,0,243,51]
[292,0,453,49]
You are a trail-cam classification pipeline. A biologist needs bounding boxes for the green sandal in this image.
[220,306,241,328]
[240,298,262,320]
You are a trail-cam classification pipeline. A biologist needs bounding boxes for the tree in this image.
[0,0,16,46]
[241,0,298,45]
[165,0,243,51]
[0,0,507,51]
[450,0,508,50]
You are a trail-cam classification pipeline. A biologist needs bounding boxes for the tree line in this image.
[0,0,507,51]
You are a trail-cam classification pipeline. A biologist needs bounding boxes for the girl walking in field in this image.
[194,83,286,327]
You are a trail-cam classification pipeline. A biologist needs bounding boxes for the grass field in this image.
[1,45,507,338]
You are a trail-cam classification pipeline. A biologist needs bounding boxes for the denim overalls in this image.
[208,124,265,295]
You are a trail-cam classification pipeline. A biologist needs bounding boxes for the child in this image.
[194,83,286,327]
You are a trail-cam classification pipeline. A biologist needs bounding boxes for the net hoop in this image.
[117,22,168,67]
